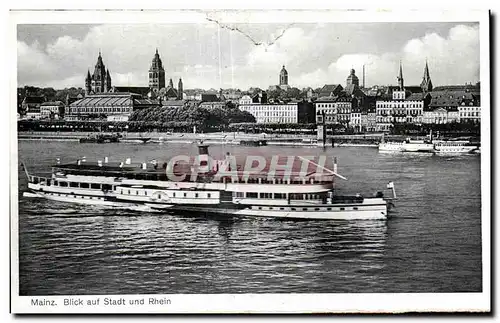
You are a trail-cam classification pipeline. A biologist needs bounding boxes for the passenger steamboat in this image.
[378,132,479,155]
[21,144,396,220]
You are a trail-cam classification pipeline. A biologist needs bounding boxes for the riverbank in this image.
[17,132,386,147]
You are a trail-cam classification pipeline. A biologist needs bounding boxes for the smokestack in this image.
[362,64,365,88]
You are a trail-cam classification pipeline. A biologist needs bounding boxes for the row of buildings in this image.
[20,51,481,130]
[238,62,481,130]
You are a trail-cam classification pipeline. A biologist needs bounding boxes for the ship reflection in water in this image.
[18,141,482,294]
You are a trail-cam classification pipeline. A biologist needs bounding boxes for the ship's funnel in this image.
[197,144,211,173]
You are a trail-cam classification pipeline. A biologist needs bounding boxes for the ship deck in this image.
[52,161,335,184]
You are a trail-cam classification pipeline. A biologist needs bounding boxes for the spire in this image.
[86,70,91,80]
[168,78,174,88]
[156,48,158,55]
[420,59,433,92]
[397,61,404,90]
[424,60,430,78]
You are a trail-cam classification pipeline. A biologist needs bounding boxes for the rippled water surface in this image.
[17,141,482,295]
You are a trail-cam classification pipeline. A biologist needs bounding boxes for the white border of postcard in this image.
[9,9,491,314]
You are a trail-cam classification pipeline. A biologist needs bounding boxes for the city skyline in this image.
[17,22,480,90]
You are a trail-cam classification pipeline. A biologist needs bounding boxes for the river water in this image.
[16,140,482,295]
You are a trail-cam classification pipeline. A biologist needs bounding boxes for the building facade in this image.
[350,108,362,132]
[423,108,448,124]
[314,97,353,126]
[458,98,481,123]
[239,103,298,124]
[314,98,337,124]
[66,92,157,121]
[375,90,425,131]
[239,95,252,105]
[40,101,65,119]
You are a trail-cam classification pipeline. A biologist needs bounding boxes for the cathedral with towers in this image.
[84,51,112,95]
[84,49,183,100]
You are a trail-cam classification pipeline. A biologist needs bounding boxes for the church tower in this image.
[397,61,404,90]
[104,69,112,92]
[91,51,108,93]
[149,49,166,91]
[346,69,360,87]
[279,65,288,87]
[420,60,433,93]
[85,70,91,95]
[177,78,183,100]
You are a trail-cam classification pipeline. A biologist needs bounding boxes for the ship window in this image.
[195,193,199,198]
[184,192,187,197]
[158,194,161,199]
[269,207,273,210]
[128,190,131,194]
[70,182,78,188]
[173,192,176,197]
[340,207,345,210]
[353,207,358,210]
[53,180,58,186]
[291,208,296,211]
[80,183,89,189]
[280,207,285,210]
[145,191,148,196]
[91,183,101,190]
[247,192,258,198]
[102,184,112,190]
[136,191,139,195]
[236,192,244,198]
[315,208,320,211]
[207,193,211,198]
[274,193,285,199]
[258,206,262,210]
[121,189,123,194]
[60,182,68,187]
[302,208,308,211]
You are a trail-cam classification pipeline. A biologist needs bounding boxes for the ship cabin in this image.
[48,160,335,186]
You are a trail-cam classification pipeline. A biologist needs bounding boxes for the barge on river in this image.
[21,145,396,220]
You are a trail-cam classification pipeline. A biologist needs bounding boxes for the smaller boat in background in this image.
[433,140,479,155]
[378,133,434,153]
[79,133,121,144]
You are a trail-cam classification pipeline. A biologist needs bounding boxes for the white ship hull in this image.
[23,189,389,220]
[379,142,434,153]
[170,202,388,220]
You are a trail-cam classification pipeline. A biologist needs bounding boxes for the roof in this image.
[344,84,365,97]
[112,86,151,97]
[315,96,337,102]
[428,90,478,108]
[319,84,343,95]
[405,93,428,101]
[433,84,480,92]
[41,101,64,106]
[70,93,140,107]
[134,98,158,106]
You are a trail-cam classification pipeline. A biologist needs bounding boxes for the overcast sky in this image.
[17,22,480,90]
